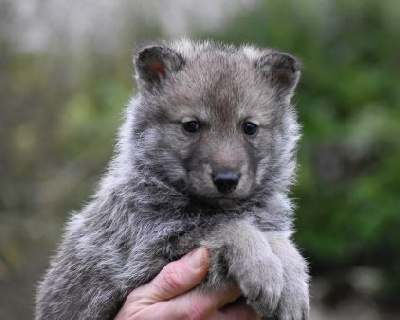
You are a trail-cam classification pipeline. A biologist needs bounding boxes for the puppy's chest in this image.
[157,213,249,258]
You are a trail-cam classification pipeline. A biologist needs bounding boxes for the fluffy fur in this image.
[36,39,309,320]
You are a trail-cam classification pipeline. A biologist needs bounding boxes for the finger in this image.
[127,247,210,305]
[135,283,242,320]
[149,247,210,301]
[193,283,242,311]
[216,299,260,320]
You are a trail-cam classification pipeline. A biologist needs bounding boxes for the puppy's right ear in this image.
[134,45,185,91]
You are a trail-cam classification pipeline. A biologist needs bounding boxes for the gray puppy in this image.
[36,39,309,320]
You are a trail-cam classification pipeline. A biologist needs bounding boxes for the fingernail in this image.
[185,247,206,269]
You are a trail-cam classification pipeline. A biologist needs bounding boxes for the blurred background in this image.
[1,0,399,319]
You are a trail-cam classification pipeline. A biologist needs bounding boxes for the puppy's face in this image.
[132,41,300,205]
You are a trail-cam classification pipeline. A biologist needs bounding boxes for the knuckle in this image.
[123,288,144,306]
[185,300,208,320]
[159,262,184,293]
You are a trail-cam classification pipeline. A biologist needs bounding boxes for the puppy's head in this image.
[130,40,301,206]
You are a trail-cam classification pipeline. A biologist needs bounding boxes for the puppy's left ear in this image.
[255,51,301,99]
[134,45,185,91]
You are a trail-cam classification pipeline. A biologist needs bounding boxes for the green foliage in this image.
[0,50,132,319]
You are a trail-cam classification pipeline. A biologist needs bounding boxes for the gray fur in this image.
[36,39,309,320]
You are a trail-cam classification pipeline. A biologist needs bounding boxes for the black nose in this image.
[212,172,240,195]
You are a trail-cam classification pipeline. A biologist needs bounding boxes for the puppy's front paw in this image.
[237,254,284,317]
[271,271,309,320]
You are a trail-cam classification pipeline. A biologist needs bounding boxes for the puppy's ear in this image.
[255,51,301,99]
[134,45,185,91]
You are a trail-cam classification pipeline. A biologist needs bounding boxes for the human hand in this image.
[114,247,259,320]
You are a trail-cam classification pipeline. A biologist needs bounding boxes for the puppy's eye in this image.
[182,121,201,133]
[242,122,258,136]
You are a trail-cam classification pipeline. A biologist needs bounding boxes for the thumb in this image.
[126,247,210,306]
[149,247,210,301]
